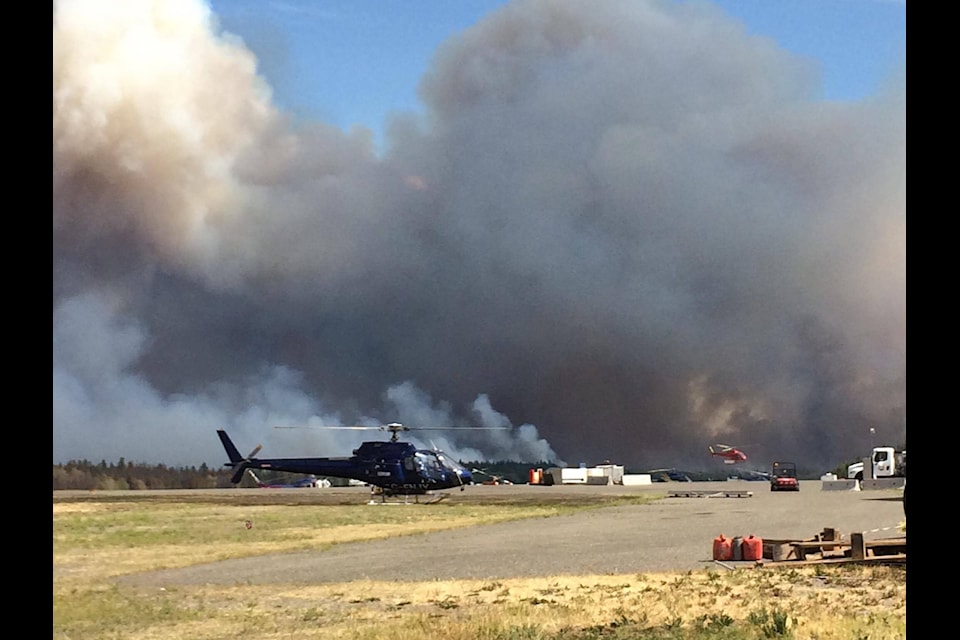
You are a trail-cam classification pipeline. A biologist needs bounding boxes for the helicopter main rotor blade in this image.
[273,424,511,432]
[400,426,510,430]
[273,426,390,435]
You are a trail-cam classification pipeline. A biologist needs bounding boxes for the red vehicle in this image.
[770,461,800,491]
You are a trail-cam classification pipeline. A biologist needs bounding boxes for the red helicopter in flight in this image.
[708,444,748,464]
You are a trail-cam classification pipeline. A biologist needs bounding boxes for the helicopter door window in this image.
[404,456,415,471]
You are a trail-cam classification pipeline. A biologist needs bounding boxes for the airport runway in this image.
[116,481,905,586]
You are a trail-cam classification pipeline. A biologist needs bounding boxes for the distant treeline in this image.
[53,459,233,490]
[463,461,555,484]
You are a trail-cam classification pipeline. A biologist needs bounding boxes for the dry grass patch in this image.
[105,568,904,640]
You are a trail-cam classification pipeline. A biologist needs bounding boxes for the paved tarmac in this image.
[116,481,905,586]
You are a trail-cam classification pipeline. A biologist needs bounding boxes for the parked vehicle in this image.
[847,447,906,481]
[770,461,800,492]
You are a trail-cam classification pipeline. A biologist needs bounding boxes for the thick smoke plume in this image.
[53,0,905,471]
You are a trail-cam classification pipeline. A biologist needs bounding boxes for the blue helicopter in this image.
[217,423,505,503]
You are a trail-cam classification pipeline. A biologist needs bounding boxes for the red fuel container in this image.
[713,534,733,561]
[742,535,763,561]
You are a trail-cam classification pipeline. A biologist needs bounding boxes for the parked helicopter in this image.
[217,423,507,503]
[245,469,331,488]
[708,444,748,464]
[470,467,514,485]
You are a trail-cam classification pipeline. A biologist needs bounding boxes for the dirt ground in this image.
[103,481,905,586]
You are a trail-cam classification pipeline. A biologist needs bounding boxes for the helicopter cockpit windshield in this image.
[410,450,468,481]
[435,451,468,474]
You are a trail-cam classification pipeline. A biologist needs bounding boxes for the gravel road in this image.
[113,481,905,586]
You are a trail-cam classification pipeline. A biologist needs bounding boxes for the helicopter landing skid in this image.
[367,491,450,505]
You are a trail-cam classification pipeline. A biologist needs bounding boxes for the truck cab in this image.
[847,447,906,481]
[872,447,906,477]
[770,461,800,492]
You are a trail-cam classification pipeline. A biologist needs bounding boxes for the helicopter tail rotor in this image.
[228,443,263,485]
[217,430,264,485]
[230,444,263,484]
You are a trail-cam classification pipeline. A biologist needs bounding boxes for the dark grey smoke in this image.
[53,0,905,472]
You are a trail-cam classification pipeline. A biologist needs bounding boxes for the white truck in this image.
[847,446,906,491]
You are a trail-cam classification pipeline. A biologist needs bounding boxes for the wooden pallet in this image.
[669,489,753,498]
[759,527,906,565]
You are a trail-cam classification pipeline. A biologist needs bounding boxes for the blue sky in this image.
[208,0,905,148]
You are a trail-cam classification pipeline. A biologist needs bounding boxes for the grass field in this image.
[53,490,906,639]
